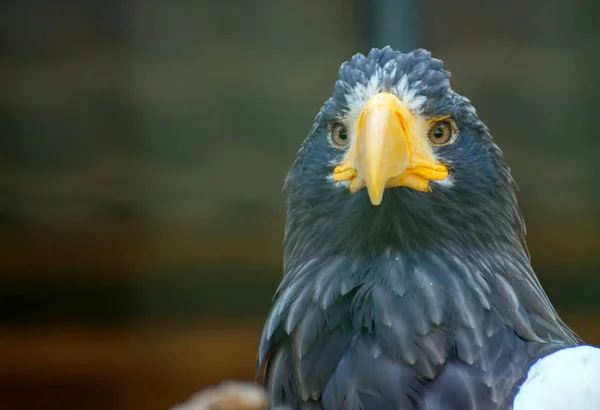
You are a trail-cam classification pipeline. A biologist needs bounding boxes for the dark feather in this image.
[260,247,577,409]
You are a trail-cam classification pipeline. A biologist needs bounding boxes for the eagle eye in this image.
[330,122,349,147]
[428,119,456,145]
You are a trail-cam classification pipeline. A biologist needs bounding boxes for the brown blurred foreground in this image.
[0,316,598,410]
[0,322,261,410]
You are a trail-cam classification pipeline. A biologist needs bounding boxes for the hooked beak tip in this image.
[366,187,384,206]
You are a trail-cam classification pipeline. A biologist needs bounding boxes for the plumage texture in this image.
[257,47,581,410]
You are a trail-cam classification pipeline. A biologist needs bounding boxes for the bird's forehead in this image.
[339,68,427,119]
[332,48,452,120]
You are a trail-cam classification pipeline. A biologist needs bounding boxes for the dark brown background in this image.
[1,0,600,409]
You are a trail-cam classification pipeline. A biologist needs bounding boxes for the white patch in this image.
[341,72,427,143]
[383,58,397,74]
[432,176,454,188]
[328,158,343,167]
[513,345,600,410]
[343,67,385,129]
[326,173,350,189]
[393,74,428,113]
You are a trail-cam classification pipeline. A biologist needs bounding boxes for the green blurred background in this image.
[1,0,600,409]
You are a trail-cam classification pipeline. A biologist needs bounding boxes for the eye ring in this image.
[329,122,349,148]
[427,119,456,145]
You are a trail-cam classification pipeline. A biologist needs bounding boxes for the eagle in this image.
[257,47,600,410]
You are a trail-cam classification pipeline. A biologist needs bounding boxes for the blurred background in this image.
[1,0,600,409]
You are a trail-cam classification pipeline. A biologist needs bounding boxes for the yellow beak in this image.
[333,93,448,206]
